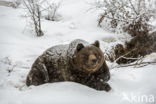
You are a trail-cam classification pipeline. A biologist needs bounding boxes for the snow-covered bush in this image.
[23,0,44,37]
[44,1,62,21]
[92,0,156,36]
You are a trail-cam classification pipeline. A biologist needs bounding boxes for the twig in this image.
[128,0,138,15]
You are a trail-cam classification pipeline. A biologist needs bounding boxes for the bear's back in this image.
[44,44,69,62]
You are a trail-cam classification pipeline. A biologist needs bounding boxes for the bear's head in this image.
[71,40,104,73]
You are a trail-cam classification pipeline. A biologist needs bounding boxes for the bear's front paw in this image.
[104,83,111,92]
[96,83,111,91]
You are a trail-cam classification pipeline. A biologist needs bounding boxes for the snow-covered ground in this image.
[0,0,156,104]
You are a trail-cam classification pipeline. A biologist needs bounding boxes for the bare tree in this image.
[23,0,44,37]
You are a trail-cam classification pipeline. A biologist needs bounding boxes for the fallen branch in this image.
[114,61,156,68]
[116,62,156,68]
[111,48,137,69]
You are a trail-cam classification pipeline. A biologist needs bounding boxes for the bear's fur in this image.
[26,39,111,91]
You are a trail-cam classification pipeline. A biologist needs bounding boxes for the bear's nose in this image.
[92,59,97,64]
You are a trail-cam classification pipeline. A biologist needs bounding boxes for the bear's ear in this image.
[77,43,84,52]
[92,40,100,48]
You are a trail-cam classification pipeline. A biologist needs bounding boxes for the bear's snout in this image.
[89,55,97,65]
[92,59,97,64]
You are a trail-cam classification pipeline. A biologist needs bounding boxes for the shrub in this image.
[92,0,156,36]
[44,1,61,21]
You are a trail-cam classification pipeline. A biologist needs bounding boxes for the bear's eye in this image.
[94,53,97,56]
[80,54,88,59]
[94,53,99,58]
[94,51,101,59]
[95,54,101,59]
[84,54,89,60]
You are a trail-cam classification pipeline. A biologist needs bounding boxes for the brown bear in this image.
[26,39,111,91]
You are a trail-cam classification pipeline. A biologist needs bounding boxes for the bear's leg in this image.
[101,61,110,81]
[26,63,49,86]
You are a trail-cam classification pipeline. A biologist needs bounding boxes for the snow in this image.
[0,0,156,104]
